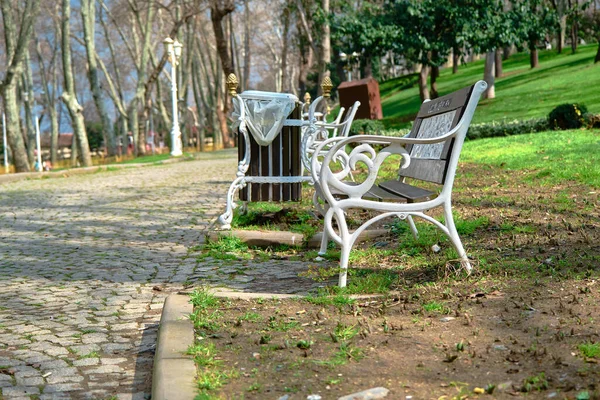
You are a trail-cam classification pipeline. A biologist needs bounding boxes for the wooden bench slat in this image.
[378,180,435,202]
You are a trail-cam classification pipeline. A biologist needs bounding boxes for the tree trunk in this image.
[243,0,251,91]
[595,40,600,63]
[2,83,30,171]
[430,68,439,99]
[316,0,331,93]
[61,0,92,167]
[298,44,313,95]
[36,37,60,165]
[364,57,374,79]
[483,51,495,99]
[418,64,430,102]
[571,20,578,54]
[210,2,235,77]
[495,48,503,77]
[0,0,41,172]
[452,47,459,74]
[22,69,36,166]
[530,46,539,68]
[81,0,117,156]
[558,14,567,53]
[280,3,290,92]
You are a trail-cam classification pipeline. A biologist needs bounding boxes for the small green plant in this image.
[190,288,219,310]
[333,323,359,342]
[197,370,231,391]
[266,316,299,332]
[521,372,549,392]
[423,301,449,314]
[238,312,261,323]
[203,235,249,260]
[79,351,99,359]
[247,382,261,392]
[187,342,221,367]
[578,342,600,358]
[336,342,363,362]
[296,340,313,349]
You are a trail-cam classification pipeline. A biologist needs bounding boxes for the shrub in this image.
[466,118,549,140]
[350,119,385,136]
[548,103,588,130]
[584,113,600,129]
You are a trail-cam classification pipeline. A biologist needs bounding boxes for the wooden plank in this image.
[250,137,260,202]
[271,133,281,201]
[416,85,473,119]
[378,180,435,202]
[290,107,301,201]
[400,159,447,184]
[282,120,291,201]
[238,131,248,201]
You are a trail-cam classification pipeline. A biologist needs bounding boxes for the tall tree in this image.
[210,0,235,148]
[81,0,117,156]
[550,0,569,53]
[0,0,40,172]
[60,0,93,167]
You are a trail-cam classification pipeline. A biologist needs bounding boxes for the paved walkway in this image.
[0,153,325,399]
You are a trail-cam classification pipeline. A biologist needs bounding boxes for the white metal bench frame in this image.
[311,81,488,287]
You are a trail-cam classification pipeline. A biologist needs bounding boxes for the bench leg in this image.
[318,229,329,256]
[407,215,419,240]
[443,203,472,274]
[217,177,246,229]
[338,244,351,288]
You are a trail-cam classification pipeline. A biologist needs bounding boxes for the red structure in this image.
[337,77,383,120]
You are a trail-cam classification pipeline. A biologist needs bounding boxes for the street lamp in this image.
[163,37,183,157]
[339,51,360,81]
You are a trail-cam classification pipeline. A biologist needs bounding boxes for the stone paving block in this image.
[72,358,99,367]
[43,383,84,392]
[46,374,84,384]
[16,376,45,386]
[1,386,41,396]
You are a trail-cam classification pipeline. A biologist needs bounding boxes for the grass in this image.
[578,342,600,359]
[380,44,600,128]
[461,129,600,187]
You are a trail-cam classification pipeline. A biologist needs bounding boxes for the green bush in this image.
[548,103,588,130]
[466,118,549,140]
[584,113,600,129]
[350,119,385,136]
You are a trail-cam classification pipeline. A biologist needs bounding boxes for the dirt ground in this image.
[196,163,600,399]
[196,277,600,399]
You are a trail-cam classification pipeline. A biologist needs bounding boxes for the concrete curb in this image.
[152,294,197,400]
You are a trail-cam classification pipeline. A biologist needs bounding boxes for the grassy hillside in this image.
[380,44,600,128]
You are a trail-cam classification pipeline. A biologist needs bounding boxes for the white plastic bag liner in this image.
[233,91,299,146]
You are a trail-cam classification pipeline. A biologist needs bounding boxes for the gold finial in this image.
[226,74,239,97]
[303,92,311,105]
[321,76,333,99]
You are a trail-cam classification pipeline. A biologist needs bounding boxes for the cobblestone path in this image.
[0,153,325,399]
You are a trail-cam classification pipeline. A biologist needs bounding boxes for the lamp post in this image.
[2,113,8,174]
[339,51,360,81]
[163,37,183,157]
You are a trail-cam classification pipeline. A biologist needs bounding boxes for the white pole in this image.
[35,115,42,172]
[170,51,182,157]
[2,113,8,174]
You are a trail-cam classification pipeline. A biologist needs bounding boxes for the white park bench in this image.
[309,81,488,287]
